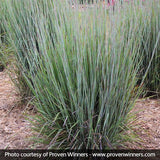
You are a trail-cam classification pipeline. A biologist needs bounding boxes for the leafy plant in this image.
[3,0,159,149]
[139,0,160,96]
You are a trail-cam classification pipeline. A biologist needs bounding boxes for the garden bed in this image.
[0,70,159,149]
[0,0,159,149]
[0,70,34,149]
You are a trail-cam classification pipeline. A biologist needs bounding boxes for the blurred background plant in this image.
[0,0,36,100]
[139,0,160,97]
[116,0,160,97]
[0,0,6,71]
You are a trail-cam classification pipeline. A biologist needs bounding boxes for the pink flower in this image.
[107,0,115,6]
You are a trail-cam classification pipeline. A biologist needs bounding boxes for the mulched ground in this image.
[130,99,160,149]
[0,69,159,149]
[0,70,34,149]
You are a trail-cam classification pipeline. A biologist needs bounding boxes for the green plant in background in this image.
[0,0,14,71]
[78,0,94,4]
[118,0,160,97]
[140,0,160,96]
[0,48,5,72]
[0,0,41,99]
[0,0,5,71]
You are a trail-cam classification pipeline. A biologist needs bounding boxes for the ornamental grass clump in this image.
[116,0,160,97]
[139,0,160,96]
[4,0,151,149]
[2,0,48,99]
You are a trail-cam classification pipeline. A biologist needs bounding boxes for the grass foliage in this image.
[1,0,160,149]
[140,1,160,95]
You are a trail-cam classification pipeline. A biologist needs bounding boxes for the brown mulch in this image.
[0,69,160,149]
[129,99,160,149]
[0,70,35,149]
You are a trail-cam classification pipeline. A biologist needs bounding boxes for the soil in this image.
[0,70,35,149]
[0,69,160,149]
[129,99,160,149]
